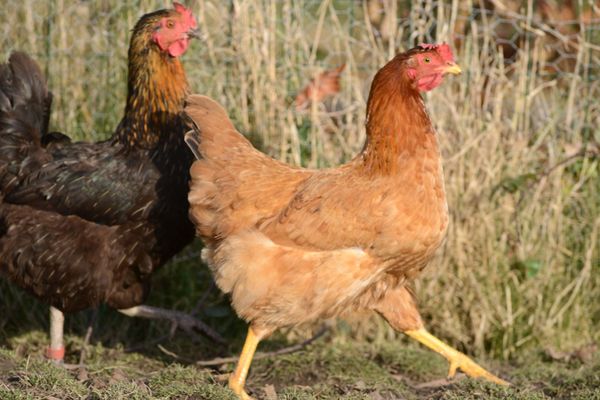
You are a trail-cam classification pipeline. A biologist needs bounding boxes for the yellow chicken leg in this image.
[229,327,262,400]
[405,328,510,386]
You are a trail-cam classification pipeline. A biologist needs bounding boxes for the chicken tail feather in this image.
[0,52,52,143]
[0,52,54,193]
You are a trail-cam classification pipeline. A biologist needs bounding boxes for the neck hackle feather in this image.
[359,50,435,175]
[113,9,189,149]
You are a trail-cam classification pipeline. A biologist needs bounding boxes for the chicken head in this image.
[405,43,462,92]
[151,2,199,57]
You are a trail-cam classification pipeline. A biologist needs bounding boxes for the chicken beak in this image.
[187,28,204,40]
[443,62,462,75]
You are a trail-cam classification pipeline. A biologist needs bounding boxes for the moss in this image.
[0,352,88,399]
[147,364,235,399]
[2,328,600,399]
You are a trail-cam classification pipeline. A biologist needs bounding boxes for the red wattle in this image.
[168,38,189,57]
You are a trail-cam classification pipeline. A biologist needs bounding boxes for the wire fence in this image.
[1,1,598,144]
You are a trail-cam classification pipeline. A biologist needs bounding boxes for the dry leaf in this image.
[263,383,278,400]
[295,64,346,110]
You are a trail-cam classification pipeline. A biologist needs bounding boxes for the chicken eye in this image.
[424,57,431,63]
[166,20,175,29]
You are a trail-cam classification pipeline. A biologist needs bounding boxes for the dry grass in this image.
[0,0,598,364]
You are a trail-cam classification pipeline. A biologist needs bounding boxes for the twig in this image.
[539,149,598,180]
[196,326,328,367]
[413,373,466,389]
[123,322,179,353]
[78,326,93,365]
[191,281,216,317]
[78,309,97,367]
[157,344,181,359]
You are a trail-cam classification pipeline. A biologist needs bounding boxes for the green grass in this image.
[1,329,599,399]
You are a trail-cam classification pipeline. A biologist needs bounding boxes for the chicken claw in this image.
[405,328,510,386]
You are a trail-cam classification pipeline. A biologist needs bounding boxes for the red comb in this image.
[173,2,197,29]
[418,43,454,62]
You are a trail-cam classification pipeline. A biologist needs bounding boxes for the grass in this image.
[0,0,599,398]
[1,329,600,399]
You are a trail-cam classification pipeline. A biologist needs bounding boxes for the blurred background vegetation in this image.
[0,0,598,373]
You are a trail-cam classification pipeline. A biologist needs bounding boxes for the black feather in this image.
[0,6,197,315]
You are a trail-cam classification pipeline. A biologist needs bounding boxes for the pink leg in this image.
[46,306,65,362]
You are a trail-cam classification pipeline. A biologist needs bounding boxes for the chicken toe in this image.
[405,328,510,386]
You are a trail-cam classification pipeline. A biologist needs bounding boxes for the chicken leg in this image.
[43,304,223,365]
[375,286,509,386]
[46,306,65,362]
[228,326,270,400]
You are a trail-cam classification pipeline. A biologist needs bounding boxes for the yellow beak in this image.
[444,63,462,75]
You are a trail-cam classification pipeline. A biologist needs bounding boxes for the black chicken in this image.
[0,2,218,362]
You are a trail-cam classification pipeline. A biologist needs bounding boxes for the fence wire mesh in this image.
[1,1,598,150]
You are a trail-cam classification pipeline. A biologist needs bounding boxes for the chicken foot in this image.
[404,328,510,386]
[375,286,509,386]
[118,305,225,344]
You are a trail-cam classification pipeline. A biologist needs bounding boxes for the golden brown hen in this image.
[185,44,509,398]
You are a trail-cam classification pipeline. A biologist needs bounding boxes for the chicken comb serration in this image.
[173,2,197,29]
[418,43,454,62]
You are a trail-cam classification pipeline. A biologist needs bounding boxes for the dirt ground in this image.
[1,326,599,400]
